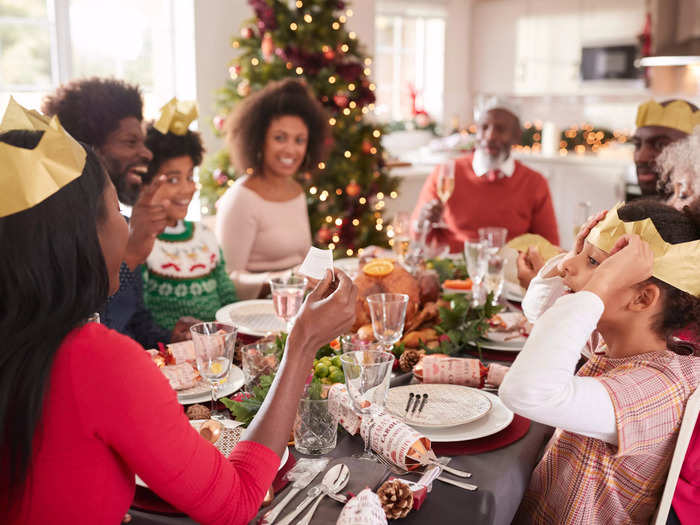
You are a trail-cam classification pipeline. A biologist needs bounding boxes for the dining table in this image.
[127,368,553,525]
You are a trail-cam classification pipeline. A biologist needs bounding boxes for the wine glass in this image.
[340,350,394,460]
[340,334,383,353]
[190,322,238,420]
[366,293,409,352]
[478,227,508,254]
[484,254,506,304]
[433,161,455,229]
[391,211,411,264]
[464,240,488,306]
[269,275,307,332]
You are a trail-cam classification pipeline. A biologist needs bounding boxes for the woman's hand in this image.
[517,246,545,289]
[290,269,357,353]
[582,234,654,302]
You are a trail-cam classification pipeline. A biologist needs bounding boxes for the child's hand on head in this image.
[554,210,607,277]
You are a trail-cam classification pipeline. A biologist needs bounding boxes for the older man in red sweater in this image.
[411,100,559,252]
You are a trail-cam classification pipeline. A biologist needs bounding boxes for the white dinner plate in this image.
[135,425,289,488]
[216,300,286,337]
[176,365,245,404]
[472,339,524,353]
[385,384,492,428]
[409,390,514,442]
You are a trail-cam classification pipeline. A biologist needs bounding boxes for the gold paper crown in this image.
[0,97,87,218]
[587,203,700,297]
[636,100,700,135]
[153,98,198,136]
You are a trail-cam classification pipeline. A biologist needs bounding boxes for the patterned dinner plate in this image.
[216,300,286,337]
[385,384,492,428]
[176,365,245,404]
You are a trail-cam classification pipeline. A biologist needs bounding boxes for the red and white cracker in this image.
[328,383,362,435]
[422,355,481,387]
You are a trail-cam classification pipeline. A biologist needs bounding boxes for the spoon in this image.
[296,463,350,525]
[276,464,349,525]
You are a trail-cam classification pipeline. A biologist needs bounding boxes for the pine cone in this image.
[186,404,211,420]
[399,348,423,372]
[377,479,413,519]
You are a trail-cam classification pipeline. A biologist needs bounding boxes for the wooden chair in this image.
[653,387,700,525]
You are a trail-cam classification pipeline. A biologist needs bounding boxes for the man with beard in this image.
[42,77,197,346]
[411,98,559,252]
[632,99,700,199]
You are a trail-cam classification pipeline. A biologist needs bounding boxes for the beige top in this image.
[215,177,311,299]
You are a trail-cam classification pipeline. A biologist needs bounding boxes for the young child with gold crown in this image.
[140,98,238,331]
[500,199,700,524]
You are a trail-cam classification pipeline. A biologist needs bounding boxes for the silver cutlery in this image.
[275,464,349,525]
[296,463,350,525]
[374,454,476,489]
[405,392,429,418]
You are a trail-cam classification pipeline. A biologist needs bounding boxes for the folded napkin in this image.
[360,413,436,471]
[336,488,387,525]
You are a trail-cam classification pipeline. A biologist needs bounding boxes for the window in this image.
[374,1,446,122]
[0,0,195,117]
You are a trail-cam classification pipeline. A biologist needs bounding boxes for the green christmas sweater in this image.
[143,220,238,331]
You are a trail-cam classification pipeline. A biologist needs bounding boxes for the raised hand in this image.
[124,175,171,270]
[552,210,608,277]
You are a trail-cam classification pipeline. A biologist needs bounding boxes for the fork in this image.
[374,454,478,491]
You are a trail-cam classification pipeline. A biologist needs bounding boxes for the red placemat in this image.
[131,447,295,515]
[431,414,530,456]
[464,348,518,363]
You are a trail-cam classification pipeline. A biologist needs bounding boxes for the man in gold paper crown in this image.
[42,78,198,348]
[632,98,700,198]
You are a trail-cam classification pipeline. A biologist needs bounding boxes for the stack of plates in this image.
[216,300,286,337]
[476,311,528,352]
[385,384,514,442]
[176,366,245,405]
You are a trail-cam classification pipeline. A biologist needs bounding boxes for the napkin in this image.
[299,247,334,280]
[336,488,387,525]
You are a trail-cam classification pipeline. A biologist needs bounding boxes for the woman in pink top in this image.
[0,124,357,522]
[216,79,329,299]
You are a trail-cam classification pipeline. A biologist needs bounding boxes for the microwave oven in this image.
[580,45,640,80]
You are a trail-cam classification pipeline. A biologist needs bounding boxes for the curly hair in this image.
[142,125,205,185]
[618,198,700,354]
[225,78,329,175]
[41,77,143,148]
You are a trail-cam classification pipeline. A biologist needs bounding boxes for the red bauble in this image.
[333,95,349,108]
[361,140,372,153]
[316,226,332,243]
[345,180,361,197]
[324,49,336,61]
[213,115,225,131]
[241,27,254,39]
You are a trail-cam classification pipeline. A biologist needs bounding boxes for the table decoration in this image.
[377,479,413,519]
[414,355,509,388]
[328,383,362,435]
[336,488,388,525]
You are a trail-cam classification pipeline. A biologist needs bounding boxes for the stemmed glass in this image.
[478,227,508,254]
[464,240,488,306]
[269,275,308,332]
[190,322,238,420]
[340,350,395,460]
[484,254,506,304]
[391,211,412,264]
[434,161,455,228]
[366,293,409,352]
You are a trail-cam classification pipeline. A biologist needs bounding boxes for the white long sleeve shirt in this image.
[499,255,619,445]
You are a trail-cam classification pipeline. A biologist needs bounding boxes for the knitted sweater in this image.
[143,221,238,331]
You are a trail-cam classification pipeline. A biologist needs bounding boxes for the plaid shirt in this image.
[516,351,700,525]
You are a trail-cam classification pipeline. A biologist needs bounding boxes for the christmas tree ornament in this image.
[334,94,349,108]
[241,27,254,39]
[377,479,413,519]
[399,349,423,372]
[345,180,360,197]
[316,225,332,244]
[213,115,226,131]
[237,81,251,97]
[261,33,275,62]
[361,139,372,154]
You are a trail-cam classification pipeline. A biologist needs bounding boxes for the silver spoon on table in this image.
[276,464,349,525]
[296,463,350,525]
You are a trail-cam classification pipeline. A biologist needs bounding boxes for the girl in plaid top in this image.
[501,200,700,524]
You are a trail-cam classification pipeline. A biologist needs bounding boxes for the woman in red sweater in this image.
[0,121,357,522]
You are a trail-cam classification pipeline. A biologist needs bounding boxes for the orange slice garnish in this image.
[362,259,395,277]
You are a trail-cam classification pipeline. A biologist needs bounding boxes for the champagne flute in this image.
[269,276,307,332]
[484,254,505,304]
[391,211,412,263]
[366,293,409,352]
[478,227,508,254]
[340,350,394,460]
[433,161,455,229]
[464,240,488,306]
[190,322,238,420]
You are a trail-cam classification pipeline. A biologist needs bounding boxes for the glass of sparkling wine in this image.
[190,322,238,419]
[269,275,308,332]
[366,293,409,353]
[434,161,455,228]
[464,240,488,306]
[391,211,411,262]
[484,254,506,304]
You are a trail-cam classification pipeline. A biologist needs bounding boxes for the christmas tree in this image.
[199,0,399,257]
